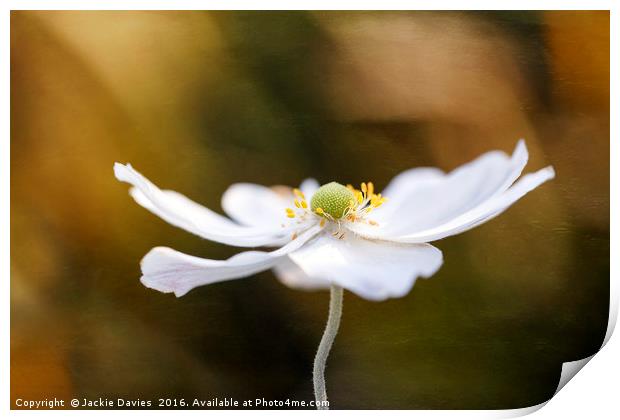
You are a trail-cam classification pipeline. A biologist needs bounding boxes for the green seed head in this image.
[310,182,355,219]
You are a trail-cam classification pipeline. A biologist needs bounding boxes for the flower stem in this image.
[313,284,343,410]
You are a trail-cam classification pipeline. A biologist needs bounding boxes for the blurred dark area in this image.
[10,11,609,409]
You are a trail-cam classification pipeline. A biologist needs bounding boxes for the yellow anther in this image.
[291,232,298,240]
[370,193,385,206]
[374,197,386,208]
[287,180,386,225]
[293,188,305,199]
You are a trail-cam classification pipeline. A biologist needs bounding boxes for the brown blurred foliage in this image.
[11,11,609,409]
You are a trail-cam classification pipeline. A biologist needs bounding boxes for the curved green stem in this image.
[313,285,343,410]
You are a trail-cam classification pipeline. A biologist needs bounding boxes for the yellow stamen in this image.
[374,198,386,208]
[293,188,305,200]
[284,180,386,227]
[291,232,298,240]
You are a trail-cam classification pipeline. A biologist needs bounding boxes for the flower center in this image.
[284,181,387,237]
[310,182,355,219]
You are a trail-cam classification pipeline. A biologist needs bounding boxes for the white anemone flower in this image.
[114,139,554,409]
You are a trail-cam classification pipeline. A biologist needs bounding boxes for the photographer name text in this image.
[14,397,328,409]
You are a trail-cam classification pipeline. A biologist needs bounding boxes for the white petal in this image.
[369,140,529,236]
[114,163,291,247]
[221,178,320,229]
[356,166,555,244]
[272,257,332,291]
[300,178,320,199]
[221,183,289,228]
[140,224,323,297]
[288,234,443,301]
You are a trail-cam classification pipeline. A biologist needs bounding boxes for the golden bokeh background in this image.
[11,11,609,409]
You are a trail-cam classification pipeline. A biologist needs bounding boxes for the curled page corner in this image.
[495,288,618,418]
[492,355,599,418]
[553,355,595,395]
[550,277,618,395]
[551,297,617,396]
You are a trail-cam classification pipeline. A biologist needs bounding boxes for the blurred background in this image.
[11,11,609,409]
